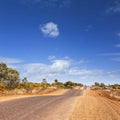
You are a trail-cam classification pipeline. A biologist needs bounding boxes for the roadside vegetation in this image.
[91,82,120,101]
[0,62,83,95]
[92,82,120,90]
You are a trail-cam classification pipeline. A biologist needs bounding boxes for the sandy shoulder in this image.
[70,90,120,120]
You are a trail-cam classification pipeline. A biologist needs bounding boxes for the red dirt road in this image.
[70,90,120,120]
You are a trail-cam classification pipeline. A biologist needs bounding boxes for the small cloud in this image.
[112,57,120,62]
[84,25,93,32]
[0,57,22,64]
[115,44,120,47]
[48,56,56,60]
[40,22,59,38]
[51,59,71,71]
[117,33,120,36]
[60,0,71,8]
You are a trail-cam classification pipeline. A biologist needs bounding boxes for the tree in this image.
[20,77,29,89]
[100,83,105,88]
[42,78,47,84]
[54,79,58,84]
[94,82,100,86]
[41,78,48,88]
[64,81,75,88]
[0,62,20,90]
[0,63,8,82]
[6,68,20,90]
[22,77,28,84]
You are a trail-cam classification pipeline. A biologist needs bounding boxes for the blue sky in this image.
[0,0,120,85]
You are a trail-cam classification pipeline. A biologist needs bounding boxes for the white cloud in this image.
[17,58,109,85]
[51,60,70,71]
[40,22,59,38]
[4,56,120,85]
[0,57,22,64]
[18,59,71,83]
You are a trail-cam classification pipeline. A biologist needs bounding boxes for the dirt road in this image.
[70,90,120,120]
[0,89,84,120]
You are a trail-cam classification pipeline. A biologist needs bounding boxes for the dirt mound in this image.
[86,90,120,101]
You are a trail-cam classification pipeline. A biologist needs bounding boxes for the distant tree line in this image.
[52,79,83,89]
[0,62,83,92]
[93,82,120,90]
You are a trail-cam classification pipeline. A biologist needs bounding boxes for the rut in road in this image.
[0,89,83,120]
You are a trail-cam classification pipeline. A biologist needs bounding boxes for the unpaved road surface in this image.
[0,89,84,120]
[70,90,120,120]
[0,89,68,102]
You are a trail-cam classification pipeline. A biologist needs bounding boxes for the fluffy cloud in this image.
[3,56,120,85]
[17,57,112,85]
[21,60,117,84]
[0,57,22,64]
[19,59,71,83]
[51,60,70,71]
[40,22,59,38]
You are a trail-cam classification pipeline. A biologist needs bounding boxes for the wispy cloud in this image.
[99,53,120,56]
[115,44,120,47]
[3,56,120,85]
[106,0,120,13]
[68,69,104,76]
[20,60,119,85]
[48,56,56,60]
[112,57,120,62]
[83,25,93,32]
[117,32,120,36]
[21,0,72,8]
[0,57,22,64]
[40,22,59,38]
[98,52,120,63]
[59,0,71,8]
